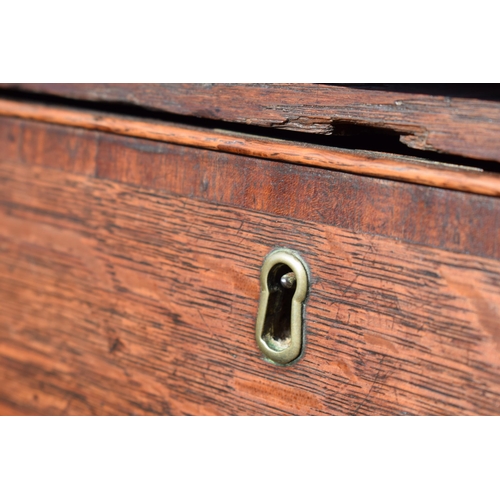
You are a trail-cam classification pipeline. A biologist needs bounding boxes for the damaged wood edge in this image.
[4,83,500,163]
[1,98,500,197]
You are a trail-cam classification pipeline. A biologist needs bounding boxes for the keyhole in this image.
[262,264,296,352]
[255,249,309,365]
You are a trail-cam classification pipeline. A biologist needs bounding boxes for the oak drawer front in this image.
[1,116,500,415]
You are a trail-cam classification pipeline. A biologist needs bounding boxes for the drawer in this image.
[1,90,500,415]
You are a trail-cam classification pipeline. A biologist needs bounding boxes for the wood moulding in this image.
[0,98,499,197]
[2,83,500,163]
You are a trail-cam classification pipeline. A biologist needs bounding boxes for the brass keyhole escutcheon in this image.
[255,248,309,365]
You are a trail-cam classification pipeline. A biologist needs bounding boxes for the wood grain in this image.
[1,160,500,415]
[2,116,499,261]
[2,83,500,163]
[1,99,500,197]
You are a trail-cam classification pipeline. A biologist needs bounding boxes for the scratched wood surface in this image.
[1,119,500,415]
[2,83,500,163]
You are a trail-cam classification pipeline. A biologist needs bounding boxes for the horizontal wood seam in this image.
[1,98,500,197]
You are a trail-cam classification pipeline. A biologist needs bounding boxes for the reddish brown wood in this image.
[2,83,500,163]
[2,116,499,260]
[0,99,499,196]
[1,160,500,415]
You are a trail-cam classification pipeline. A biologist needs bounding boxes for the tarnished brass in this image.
[255,248,309,365]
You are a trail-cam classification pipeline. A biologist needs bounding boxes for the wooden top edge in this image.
[2,83,500,163]
[1,98,500,197]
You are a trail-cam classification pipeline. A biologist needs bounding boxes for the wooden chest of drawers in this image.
[1,84,499,415]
